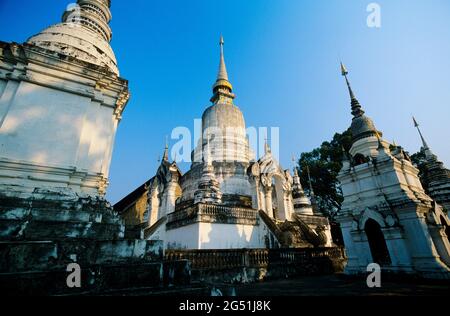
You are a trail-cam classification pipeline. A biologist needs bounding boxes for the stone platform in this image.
[0,190,191,295]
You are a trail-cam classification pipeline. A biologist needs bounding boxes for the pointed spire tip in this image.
[210,34,235,103]
[340,62,348,76]
[163,136,169,161]
[216,34,229,81]
[412,116,430,150]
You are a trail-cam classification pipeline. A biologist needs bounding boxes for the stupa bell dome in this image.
[202,103,246,133]
[26,0,119,75]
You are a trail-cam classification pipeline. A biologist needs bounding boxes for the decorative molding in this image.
[167,203,259,230]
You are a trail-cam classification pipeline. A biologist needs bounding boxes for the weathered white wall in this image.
[197,222,265,249]
[163,215,277,250]
[147,221,167,247]
[1,81,90,166]
[338,137,450,277]
[0,43,129,197]
[0,81,116,195]
[166,224,199,250]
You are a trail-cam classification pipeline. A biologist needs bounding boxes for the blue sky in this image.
[1,0,449,203]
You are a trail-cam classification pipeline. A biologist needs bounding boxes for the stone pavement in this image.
[78,274,449,296]
[233,274,450,296]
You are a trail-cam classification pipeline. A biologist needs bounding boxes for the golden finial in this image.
[211,34,234,103]
[340,62,349,76]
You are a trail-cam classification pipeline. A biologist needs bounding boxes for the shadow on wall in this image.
[201,222,247,249]
[0,78,114,178]
[200,214,267,249]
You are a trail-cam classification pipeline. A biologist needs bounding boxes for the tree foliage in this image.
[297,129,352,220]
[410,149,428,190]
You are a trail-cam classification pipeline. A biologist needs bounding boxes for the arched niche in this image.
[359,207,386,230]
[365,218,392,266]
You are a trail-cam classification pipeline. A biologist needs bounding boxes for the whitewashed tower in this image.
[336,64,450,278]
[0,0,131,243]
[0,0,129,199]
[0,1,184,295]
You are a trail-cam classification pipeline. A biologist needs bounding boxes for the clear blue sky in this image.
[1,0,449,204]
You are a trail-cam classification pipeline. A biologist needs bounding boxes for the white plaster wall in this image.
[0,75,123,196]
[148,221,167,246]
[166,224,200,250]
[198,222,266,249]
[164,220,272,250]
[340,223,360,272]
[384,234,413,268]
[81,101,117,177]
[0,81,90,166]
[219,174,252,197]
[0,79,116,175]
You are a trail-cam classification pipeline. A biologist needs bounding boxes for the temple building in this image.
[336,63,450,278]
[1,0,128,199]
[0,0,183,294]
[0,0,131,239]
[115,37,333,250]
[4,0,449,293]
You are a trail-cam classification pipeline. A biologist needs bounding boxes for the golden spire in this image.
[217,35,228,81]
[211,35,235,104]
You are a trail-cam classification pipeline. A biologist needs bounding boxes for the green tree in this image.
[297,129,352,220]
[410,149,428,190]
